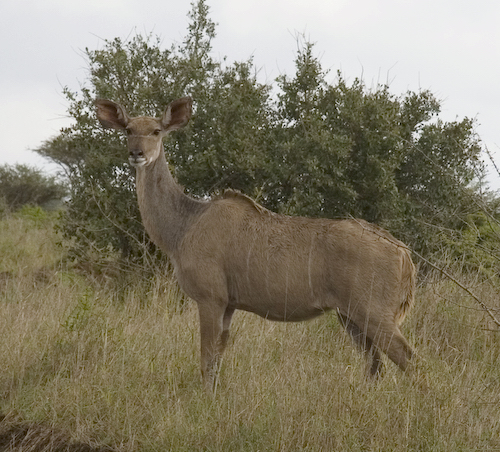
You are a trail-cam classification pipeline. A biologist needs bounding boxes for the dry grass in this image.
[0,211,499,451]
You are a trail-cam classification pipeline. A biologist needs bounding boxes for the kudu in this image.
[95,97,416,390]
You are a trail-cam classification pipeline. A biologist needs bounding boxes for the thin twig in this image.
[411,248,500,329]
[485,145,500,179]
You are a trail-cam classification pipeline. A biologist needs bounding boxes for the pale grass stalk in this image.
[1,214,500,450]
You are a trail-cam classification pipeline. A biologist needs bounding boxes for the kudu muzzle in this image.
[128,136,161,167]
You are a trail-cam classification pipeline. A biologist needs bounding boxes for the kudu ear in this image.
[95,99,130,130]
[161,97,193,132]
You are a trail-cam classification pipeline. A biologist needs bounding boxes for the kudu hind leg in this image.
[374,327,413,372]
[360,314,413,372]
[337,312,384,376]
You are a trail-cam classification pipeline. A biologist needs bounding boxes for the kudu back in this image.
[96,96,416,390]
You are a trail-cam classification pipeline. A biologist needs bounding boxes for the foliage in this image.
[0,164,66,213]
[441,211,500,275]
[35,0,492,271]
[36,0,272,266]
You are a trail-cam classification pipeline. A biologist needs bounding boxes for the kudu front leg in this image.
[198,304,234,391]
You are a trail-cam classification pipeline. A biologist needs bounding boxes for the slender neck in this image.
[135,154,205,256]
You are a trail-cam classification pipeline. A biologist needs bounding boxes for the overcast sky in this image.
[2,0,499,188]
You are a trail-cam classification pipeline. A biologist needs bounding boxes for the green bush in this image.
[0,164,66,212]
[35,0,493,272]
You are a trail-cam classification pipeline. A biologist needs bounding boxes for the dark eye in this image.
[125,128,132,135]
[153,129,161,136]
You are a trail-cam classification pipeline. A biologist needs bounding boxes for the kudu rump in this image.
[96,97,416,389]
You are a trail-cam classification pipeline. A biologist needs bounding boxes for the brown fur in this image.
[95,97,417,389]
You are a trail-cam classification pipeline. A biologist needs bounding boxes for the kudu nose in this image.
[129,149,144,159]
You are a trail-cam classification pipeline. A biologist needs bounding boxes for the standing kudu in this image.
[95,97,416,390]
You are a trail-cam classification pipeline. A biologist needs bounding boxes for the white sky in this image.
[1,0,500,188]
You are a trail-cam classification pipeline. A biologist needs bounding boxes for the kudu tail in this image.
[395,247,416,325]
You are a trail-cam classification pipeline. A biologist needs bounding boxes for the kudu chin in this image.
[95,97,416,390]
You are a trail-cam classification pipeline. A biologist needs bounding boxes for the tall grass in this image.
[0,211,499,451]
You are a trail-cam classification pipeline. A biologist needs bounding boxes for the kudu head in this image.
[95,97,192,167]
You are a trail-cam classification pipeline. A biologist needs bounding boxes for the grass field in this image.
[0,208,499,451]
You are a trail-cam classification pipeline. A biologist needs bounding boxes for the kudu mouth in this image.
[128,150,148,167]
[128,137,162,168]
[129,155,148,167]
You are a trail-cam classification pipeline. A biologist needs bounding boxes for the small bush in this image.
[0,164,66,212]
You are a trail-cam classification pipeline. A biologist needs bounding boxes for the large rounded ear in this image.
[95,99,130,130]
[160,97,193,132]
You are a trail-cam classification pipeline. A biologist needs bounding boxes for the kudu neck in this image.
[134,153,205,257]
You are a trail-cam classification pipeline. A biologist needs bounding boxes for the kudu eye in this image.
[125,128,132,136]
[153,129,161,136]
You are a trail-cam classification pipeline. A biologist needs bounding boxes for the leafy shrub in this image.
[0,164,66,212]
[35,0,493,272]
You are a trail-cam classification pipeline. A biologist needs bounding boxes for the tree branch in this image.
[411,248,500,329]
